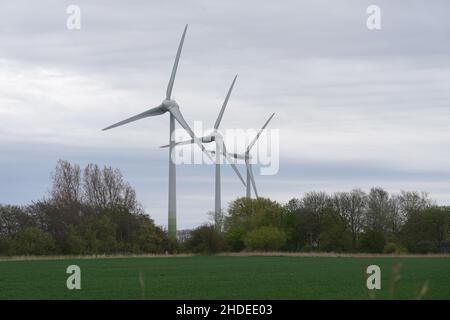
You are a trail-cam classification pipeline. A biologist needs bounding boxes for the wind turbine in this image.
[213,113,275,198]
[161,75,246,218]
[102,24,210,239]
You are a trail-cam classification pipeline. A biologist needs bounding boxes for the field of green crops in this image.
[0,255,449,299]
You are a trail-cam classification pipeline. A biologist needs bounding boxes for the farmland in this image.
[0,255,449,299]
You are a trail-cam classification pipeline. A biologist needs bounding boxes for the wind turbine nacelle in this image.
[202,135,214,143]
[162,99,180,110]
[231,153,247,160]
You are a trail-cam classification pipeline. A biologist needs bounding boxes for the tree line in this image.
[185,190,450,254]
[0,160,171,255]
[1,160,449,256]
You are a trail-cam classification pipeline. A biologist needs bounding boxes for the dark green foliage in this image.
[400,207,450,253]
[283,209,308,251]
[319,214,353,252]
[359,230,386,253]
[184,224,223,254]
[223,224,247,252]
[3,227,56,255]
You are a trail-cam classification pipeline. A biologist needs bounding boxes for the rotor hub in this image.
[162,99,179,111]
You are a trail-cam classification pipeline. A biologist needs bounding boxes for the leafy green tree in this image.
[81,213,118,254]
[7,227,56,255]
[401,207,449,253]
[27,200,83,253]
[132,214,169,253]
[223,224,247,252]
[227,197,285,229]
[224,198,285,251]
[243,226,286,251]
[283,206,308,251]
[319,214,353,252]
[66,225,86,254]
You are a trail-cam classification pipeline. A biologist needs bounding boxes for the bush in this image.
[383,242,407,254]
[185,224,223,254]
[412,240,439,254]
[243,226,286,251]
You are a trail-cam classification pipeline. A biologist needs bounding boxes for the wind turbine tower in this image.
[102,25,210,239]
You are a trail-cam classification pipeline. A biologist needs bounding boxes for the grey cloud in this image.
[1,0,449,228]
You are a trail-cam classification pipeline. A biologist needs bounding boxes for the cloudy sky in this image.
[1,0,449,229]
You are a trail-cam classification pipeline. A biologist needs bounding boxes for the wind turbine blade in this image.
[168,107,213,161]
[246,112,275,152]
[102,105,165,131]
[214,74,237,129]
[246,162,258,198]
[160,138,200,148]
[221,142,246,187]
[166,24,188,100]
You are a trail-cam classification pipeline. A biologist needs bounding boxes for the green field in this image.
[0,255,449,299]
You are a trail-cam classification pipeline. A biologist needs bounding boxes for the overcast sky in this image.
[1,0,449,229]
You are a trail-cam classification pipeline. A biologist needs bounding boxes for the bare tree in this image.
[51,160,81,204]
[83,164,140,212]
[0,205,34,237]
[398,191,433,217]
[302,191,331,215]
[366,187,390,232]
[302,192,331,248]
[332,192,351,226]
[387,194,404,236]
[332,189,367,249]
[207,210,225,232]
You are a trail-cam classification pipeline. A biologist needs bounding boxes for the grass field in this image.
[0,255,449,299]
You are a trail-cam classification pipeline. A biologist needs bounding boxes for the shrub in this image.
[185,224,223,254]
[383,242,407,254]
[413,240,439,254]
[243,226,286,251]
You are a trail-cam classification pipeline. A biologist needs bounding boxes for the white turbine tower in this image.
[161,75,246,218]
[214,113,275,198]
[102,24,210,239]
